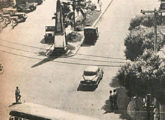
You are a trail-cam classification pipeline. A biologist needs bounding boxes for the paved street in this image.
[0,0,159,119]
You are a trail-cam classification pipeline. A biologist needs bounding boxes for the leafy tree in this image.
[113,50,165,101]
[129,15,162,30]
[125,27,165,61]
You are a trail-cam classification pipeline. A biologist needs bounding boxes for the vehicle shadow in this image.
[77,84,97,91]
[81,40,96,47]
[31,50,65,68]
[40,38,54,44]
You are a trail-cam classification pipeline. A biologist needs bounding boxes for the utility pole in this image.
[141,9,159,53]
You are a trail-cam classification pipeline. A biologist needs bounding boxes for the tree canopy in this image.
[114,50,165,103]
[124,26,165,61]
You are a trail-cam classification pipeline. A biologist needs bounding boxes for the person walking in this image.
[15,86,21,103]
[153,106,160,120]
[109,90,114,112]
[97,0,102,11]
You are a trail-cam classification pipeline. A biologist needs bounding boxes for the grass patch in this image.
[66,31,83,43]
[84,10,101,26]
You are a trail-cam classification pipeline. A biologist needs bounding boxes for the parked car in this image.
[11,13,27,27]
[80,66,103,88]
[0,13,4,22]
[83,26,99,45]
[16,2,37,13]
[3,14,11,25]
[36,0,43,5]
[160,3,165,10]
[2,7,17,16]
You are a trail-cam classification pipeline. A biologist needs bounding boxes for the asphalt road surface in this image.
[0,0,159,119]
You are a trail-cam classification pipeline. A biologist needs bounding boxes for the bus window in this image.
[9,116,29,120]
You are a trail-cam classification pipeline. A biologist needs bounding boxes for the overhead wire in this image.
[0,49,123,67]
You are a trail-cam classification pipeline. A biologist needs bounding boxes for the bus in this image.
[9,103,99,120]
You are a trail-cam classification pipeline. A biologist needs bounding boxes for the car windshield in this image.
[84,71,96,76]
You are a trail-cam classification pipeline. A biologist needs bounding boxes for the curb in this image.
[66,35,84,57]
[67,0,114,56]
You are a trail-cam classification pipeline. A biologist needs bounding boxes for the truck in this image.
[44,26,55,43]
[83,26,99,45]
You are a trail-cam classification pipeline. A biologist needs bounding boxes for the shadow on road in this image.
[77,84,97,91]
[40,38,54,44]
[31,50,65,68]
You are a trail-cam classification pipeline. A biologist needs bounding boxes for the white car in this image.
[80,66,103,88]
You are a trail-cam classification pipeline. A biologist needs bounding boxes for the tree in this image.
[128,15,162,30]
[124,26,165,61]
[113,50,165,100]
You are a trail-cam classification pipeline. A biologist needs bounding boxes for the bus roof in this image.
[9,103,99,120]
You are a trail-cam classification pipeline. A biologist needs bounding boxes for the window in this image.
[84,71,97,76]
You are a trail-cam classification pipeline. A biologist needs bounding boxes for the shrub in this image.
[129,16,143,30]
[66,31,82,42]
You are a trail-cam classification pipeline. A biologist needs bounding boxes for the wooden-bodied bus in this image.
[9,103,99,120]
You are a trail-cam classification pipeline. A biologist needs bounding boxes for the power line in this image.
[0,39,126,61]
[0,49,123,67]
[0,38,45,50]
[0,43,126,63]
[77,53,126,60]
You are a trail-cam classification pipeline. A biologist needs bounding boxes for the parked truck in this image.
[83,26,99,45]
[44,26,55,43]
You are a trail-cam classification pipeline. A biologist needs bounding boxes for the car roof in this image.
[9,103,99,120]
[84,26,97,30]
[84,66,99,72]
[14,12,26,15]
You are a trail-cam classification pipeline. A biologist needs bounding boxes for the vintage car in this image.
[10,13,27,27]
[0,13,3,22]
[160,3,165,10]
[80,66,103,88]
[2,7,17,16]
[83,26,99,45]
[3,14,11,25]
[16,2,37,13]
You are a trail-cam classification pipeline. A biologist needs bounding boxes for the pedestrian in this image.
[98,0,102,11]
[15,86,21,103]
[109,90,114,112]
[113,89,118,111]
[153,106,160,120]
